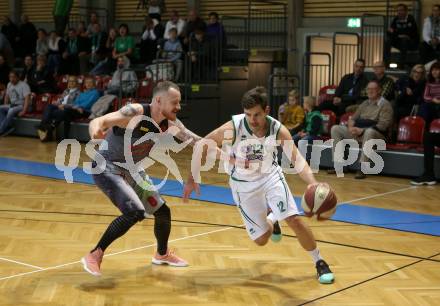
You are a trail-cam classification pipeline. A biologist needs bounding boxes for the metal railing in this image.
[332,32,360,84]
[302,52,332,98]
[69,6,109,31]
[222,0,287,50]
[361,14,386,67]
[268,72,301,118]
[187,35,221,83]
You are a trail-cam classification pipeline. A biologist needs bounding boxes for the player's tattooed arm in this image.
[171,119,202,146]
[89,104,144,138]
[119,104,143,117]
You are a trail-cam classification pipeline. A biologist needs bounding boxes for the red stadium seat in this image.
[387,116,425,150]
[21,93,38,118]
[318,85,337,105]
[430,119,440,133]
[339,112,354,126]
[35,93,53,113]
[77,75,85,90]
[120,97,138,107]
[321,110,337,136]
[56,75,69,92]
[94,75,104,90]
[137,78,154,99]
[102,76,112,90]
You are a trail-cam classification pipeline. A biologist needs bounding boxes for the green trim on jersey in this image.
[231,118,237,146]
[238,204,261,228]
[243,116,272,137]
[231,176,249,182]
[243,116,253,135]
[277,171,290,204]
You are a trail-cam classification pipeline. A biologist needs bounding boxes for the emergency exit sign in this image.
[347,18,361,28]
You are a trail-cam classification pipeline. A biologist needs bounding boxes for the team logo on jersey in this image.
[140,126,149,132]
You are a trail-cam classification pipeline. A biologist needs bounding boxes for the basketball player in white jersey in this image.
[184,87,334,284]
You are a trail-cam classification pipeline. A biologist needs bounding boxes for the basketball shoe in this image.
[81,248,104,276]
[152,249,188,267]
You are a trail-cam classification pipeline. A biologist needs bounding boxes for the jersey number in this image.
[277,201,286,213]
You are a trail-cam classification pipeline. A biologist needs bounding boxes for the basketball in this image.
[301,183,337,220]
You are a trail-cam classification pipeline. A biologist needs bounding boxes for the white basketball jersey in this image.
[229,114,282,184]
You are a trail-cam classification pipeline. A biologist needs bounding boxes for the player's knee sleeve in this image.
[153,204,170,221]
[125,210,146,223]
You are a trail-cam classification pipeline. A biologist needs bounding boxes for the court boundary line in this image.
[0,226,235,282]
[0,257,44,270]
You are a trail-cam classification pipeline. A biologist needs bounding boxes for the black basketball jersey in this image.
[99,104,169,163]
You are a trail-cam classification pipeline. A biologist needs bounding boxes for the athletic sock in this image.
[266,212,277,224]
[308,248,323,264]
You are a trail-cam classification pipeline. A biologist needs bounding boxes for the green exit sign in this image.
[347,18,361,28]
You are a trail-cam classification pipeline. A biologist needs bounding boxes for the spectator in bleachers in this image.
[53,0,74,36]
[321,59,368,115]
[420,5,440,64]
[36,29,49,57]
[89,27,117,76]
[410,110,440,185]
[0,32,14,65]
[420,62,440,127]
[0,84,5,104]
[148,0,166,20]
[329,80,394,179]
[20,56,33,82]
[189,28,216,81]
[0,55,10,88]
[278,89,304,135]
[360,61,395,103]
[292,96,322,146]
[61,28,91,75]
[161,27,183,81]
[183,9,206,49]
[28,55,56,94]
[90,23,108,66]
[86,12,100,37]
[36,75,80,142]
[59,76,100,140]
[77,21,88,38]
[164,11,186,40]
[394,64,426,122]
[0,71,31,136]
[112,24,134,63]
[1,17,18,51]
[47,31,66,75]
[17,15,37,58]
[140,16,164,64]
[386,3,419,66]
[106,56,138,96]
[411,63,440,185]
[206,12,226,47]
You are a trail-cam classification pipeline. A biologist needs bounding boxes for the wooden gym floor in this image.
[0,137,439,306]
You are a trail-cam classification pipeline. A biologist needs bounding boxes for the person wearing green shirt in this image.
[53,0,73,36]
[292,96,323,146]
[112,24,135,61]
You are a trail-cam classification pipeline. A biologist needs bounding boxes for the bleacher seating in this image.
[339,112,354,126]
[321,110,337,139]
[387,116,425,151]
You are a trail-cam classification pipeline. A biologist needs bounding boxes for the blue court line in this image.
[0,157,439,237]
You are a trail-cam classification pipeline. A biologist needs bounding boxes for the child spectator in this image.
[278,89,304,135]
[292,96,323,146]
[162,28,183,81]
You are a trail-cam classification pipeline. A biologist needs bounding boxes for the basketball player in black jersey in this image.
[82,81,202,276]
